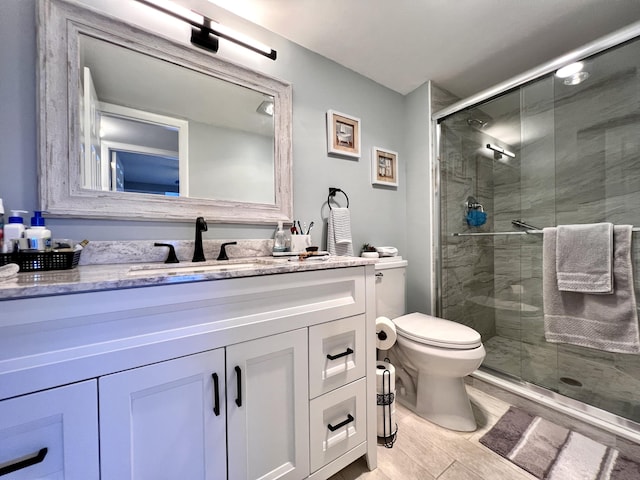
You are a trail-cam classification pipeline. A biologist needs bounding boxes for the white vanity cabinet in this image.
[227,328,309,480]
[99,349,227,480]
[0,380,99,480]
[0,265,376,480]
[99,329,309,480]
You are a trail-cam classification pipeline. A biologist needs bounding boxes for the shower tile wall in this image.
[439,35,640,423]
[440,122,496,340]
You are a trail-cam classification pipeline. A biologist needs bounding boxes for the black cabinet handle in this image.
[212,372,220,416]
[0,447,48,477]
[326,347,353,361]
[234,365,242,407]
[327,414,354,432]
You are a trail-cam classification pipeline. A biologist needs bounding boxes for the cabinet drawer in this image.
[309,378,366,473]
[309,315,365,398]
[0,380,99,480]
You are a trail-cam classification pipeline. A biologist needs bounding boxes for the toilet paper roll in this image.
[376,316,397,350]
[376,361,396,393]
[376,391,397,437]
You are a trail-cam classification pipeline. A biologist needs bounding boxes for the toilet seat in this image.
[394,313,482,350]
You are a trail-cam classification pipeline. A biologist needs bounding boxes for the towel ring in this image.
[328,187,349,210]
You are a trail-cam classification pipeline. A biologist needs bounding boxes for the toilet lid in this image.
[394,313,482,350]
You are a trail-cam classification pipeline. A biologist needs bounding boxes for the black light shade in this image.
[135,0,277,60]
[191,26,219,53]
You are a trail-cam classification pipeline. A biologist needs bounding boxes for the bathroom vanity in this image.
[0,257,377,479]
[13,2,378,477]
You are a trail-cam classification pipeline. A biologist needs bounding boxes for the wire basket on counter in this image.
[0,250,81,272]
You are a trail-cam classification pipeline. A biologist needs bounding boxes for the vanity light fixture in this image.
[256,99,274,116]
[555,61,590,85]
[555,62,584,78]
[134,0,277,60]
[486,143,515,160]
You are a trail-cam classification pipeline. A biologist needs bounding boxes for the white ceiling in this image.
[206,0,640,98]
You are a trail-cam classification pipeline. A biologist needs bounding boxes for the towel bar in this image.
[451,227,640,237]
[328,187,349,209]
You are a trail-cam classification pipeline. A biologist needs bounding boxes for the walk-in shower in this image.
[433,21,640,437]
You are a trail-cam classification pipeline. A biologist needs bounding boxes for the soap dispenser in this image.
[273,221,286,253]
[2,210,28,253]
[24,211,52,252]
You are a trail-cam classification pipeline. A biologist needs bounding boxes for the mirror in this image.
[38,0,292,223]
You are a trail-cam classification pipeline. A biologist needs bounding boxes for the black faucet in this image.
[217,241,237,261]
[154,242,179,263]
[192,217,208,262]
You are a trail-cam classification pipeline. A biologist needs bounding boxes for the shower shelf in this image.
[451,228,640,237]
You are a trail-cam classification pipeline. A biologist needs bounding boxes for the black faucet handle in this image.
[154,243,180,264]
[217,241,238,261]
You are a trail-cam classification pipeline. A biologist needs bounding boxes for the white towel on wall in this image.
[542,225,640,354]
[327,208,354,256]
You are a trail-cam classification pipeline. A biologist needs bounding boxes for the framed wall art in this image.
[326,110,360,158]
[371,146,398,187]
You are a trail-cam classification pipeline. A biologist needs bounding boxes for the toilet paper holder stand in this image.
[377,359,397,448]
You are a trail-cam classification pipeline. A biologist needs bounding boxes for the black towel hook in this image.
[328,187,349,210]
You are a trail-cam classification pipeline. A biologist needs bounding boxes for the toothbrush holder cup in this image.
[290,235,312,253]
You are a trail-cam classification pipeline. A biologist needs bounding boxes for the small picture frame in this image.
[371,146,398,187]
[326,110,361,158]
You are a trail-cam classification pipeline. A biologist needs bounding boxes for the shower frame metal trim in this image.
[431,20,640,122]
[472,369,640,444]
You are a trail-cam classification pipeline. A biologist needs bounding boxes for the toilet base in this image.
[412,374,477,432]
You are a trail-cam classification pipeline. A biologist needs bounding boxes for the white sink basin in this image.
[127,262,261,278]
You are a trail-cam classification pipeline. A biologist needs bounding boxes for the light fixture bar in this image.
[135,0,277,60]
[486,143,515,158]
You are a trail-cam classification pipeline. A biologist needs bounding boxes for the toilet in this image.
[375,259,486,432]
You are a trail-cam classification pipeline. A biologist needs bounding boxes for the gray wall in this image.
[189,123,274,203]
[0,0,409,257]
[404,81,432,314]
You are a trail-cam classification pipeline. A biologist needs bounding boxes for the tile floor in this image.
[329,385,540,480]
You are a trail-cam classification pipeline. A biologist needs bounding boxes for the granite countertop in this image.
[0,254,375,300]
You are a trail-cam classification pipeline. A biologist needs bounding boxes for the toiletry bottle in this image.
[2,210,27,253]
[24,211,52,252]
[273,221,286,253]
[0,198,4,253]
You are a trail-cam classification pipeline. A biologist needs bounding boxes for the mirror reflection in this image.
[80,34,276,203]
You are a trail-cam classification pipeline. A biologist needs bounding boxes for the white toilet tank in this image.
[374,258,408,319]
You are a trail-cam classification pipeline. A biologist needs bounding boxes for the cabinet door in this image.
[0,380,99,480]
[227,328,309,480]
[99,349,226,480]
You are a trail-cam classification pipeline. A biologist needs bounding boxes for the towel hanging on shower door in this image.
[542,225,640,354]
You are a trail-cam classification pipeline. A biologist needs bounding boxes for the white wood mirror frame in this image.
[37,0,292,223]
